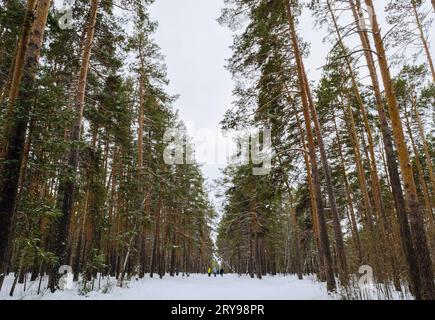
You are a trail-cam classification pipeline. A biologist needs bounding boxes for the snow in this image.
[0,273,336,300]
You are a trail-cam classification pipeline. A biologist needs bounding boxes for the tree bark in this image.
[49,0,99,292]
[411,0,435,83]
[293,108,324,278]
[413,97,435,209]
[3,0,37,119]
[404,105,434,227]
[363,0,434,300]
[150,200,161,278]
[332,114,363,264]
[283,0,336,292]
[290,194,303,280]
[285,0,348,286]
[327,0,387,237]
[0,0,50,291]
[349,0,424,299]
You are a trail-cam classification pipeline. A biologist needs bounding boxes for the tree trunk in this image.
[249,234,254,278]
[331,3,402,280]
[283,0,336,292]
[332,115,363,264]
[169,231,176,277]
[302,54,349,286]
[254,232,262,279]
[349,0,424,299]
[150,200,161,278]
[285,0,348,286]
[404,106,434,227]
[413,97,435,209]
[3,0,37,121]
[343,95,375,231]
[363,0,434,300]
[411,0,435,83]
[290,194,303,280]
[327,0,387,237]
[137,57,145,173]
[49,0,99,292]
[0,0,50,290]
[293,109,325,279]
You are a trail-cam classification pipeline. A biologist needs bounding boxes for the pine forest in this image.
[0,0,434,301]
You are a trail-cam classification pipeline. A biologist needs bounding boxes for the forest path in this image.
[50,274,333,300]
[2,274,335,300]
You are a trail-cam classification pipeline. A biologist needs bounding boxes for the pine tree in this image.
[363,0,434,300]
[0,0,51,290]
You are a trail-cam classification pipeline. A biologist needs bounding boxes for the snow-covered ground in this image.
[1,273,336,300]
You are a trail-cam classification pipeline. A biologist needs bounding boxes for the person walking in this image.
[213,267,217,277]
[220,267,224,277]
[207,267,211,277]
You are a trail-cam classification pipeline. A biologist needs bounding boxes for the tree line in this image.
[0,0,214,296]
[216,0,434,300]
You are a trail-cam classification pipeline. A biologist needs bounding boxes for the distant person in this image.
[220,267,224,277]
[213,267,218,277]
[207,267,211,277]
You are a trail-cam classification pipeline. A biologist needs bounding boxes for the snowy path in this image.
[1,274,335,300]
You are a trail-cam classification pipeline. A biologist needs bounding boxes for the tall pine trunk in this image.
[349,0,424,299]
[49,0,99,292]
[404,106,434,227]
[332,114,363,264]
[327,0,388,243]
[283,0,336,292]
[285,0,348,286]
[0,0,50,290]
[3,0,37,122]
[290,194,303,280]
[293,109,323,274]
[363,0,434,300]
[411,0,435,83]
[413,99,435,207]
